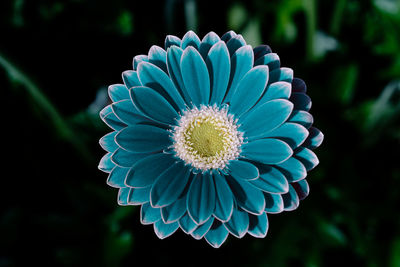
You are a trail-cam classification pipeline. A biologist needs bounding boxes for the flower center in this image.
[172,105,243,171]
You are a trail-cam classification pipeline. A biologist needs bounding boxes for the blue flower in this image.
[98,30,323,248]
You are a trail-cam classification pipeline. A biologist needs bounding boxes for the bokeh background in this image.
[1,0,400,266]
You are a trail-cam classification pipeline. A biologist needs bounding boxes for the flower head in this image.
[98,30,323,248]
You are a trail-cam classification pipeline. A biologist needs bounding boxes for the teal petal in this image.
[227,176,265,215]
[148,45,167,72]
[292,78,307,93]
[140,202,161,225]
[303,127,324,149]
[122,71,141,89]
[117,187,131,206]
[100,104,112,119]
[259,81,291,103]
[179,213,198,234]
[107,166,129,188]
[128,186,151,205]
[187,173,216,224]
[165,35,181,49]
[290,92,312,111]
[221,30,237,43]
[250,165,289,194]
[226,34,246,56]
[224,206,249,238]
[191,217,214,240]
[111,99,149,125]
[181,46,211,107]
[115,124,171,153]
[228,160,259,181]
[254,53,280,70]
[264,192,284,213]
[166,46,192,104]
[206,41,231,105]
[268,67,293,84]
[262,122,309,149]
[242,138,293,165]
[150,161,191,208]
[99,152,114,173]
[295,147,319,171]
[205,221,229,248]
[108,84,130,102]
[292,179,310,200]
[223,45,253,103]
[102,112,127,131]
[111,148,148,168]
[253,45,272,60]
[132,55,148,70]
[240,99,293,140]
[99,131,118,153]
[161,195,187,223]
[288,110,314,129]
[213,172,234,222]
[125,153,176,188]
[276,157,307,183]
[130,86,178,125]
[199,31,220,59]
[154,220,179,239]
[248,213,268,238]
[229,65,269,117]
[282,184,300,211]
[137,61,186,111]
[181,30,201,50]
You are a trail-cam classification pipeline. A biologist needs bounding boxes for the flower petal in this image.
[132,55,148,70]
[276,157,307,183]
[262,122,309,149]
[292,77,307,93]
[130,86,178,125]
[102,112,127,131]
[111,148,148,168]
[125,153,176,188]
[303,127,324,149]
[150,161,191,208]
[199,31,220,59]
[223,45,254,103]
[137,61,186,111]
[100,104,112,119]
[122,71,141,89]
[295,147,319,171]
[140,202,161,225]
[99,131,118,153]
[290,92,312,111]
[107,166,129,188]
[161,195,187,223]
[229,65,269,117]
[166,45,192,104]
[268,67,293,84]
[264,192,284,213]
[207,41,231,105]
[221,30,237,43]
[227,176,265,215]
[128,186,151,205]
[240,99,293,140]
[191,217,214,240]
[181,30,201,50]
[254,53,280,70]
[111,99,149,125]
[226,34,246,56]
[179,213,198,234]
[288,110,314,129]
[181,46,211,107]
[99,152,114,173]
[154,220,179,239]
[165,35,181,50]
[205,221,229,248]
[117,187,131,205]
[115,124,171,153]
[282,184,300,211]
[242,138,293,165]
[187,173,216,224]
[148,45,167,72]
[213,172,234,222]
[248,213,268,238]
[108,84,130,102]
[253,45,272,60]
[250,165,289,194]
[224,206,249,238]
[228,160,259,181]
[259,81,291,103]
[292,179,310,200]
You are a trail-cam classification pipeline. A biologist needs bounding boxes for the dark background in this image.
[1,0,399,266]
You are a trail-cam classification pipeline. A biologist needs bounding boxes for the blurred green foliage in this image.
[1,0,399,266]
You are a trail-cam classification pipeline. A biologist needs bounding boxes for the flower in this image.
[98,30,323,248]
